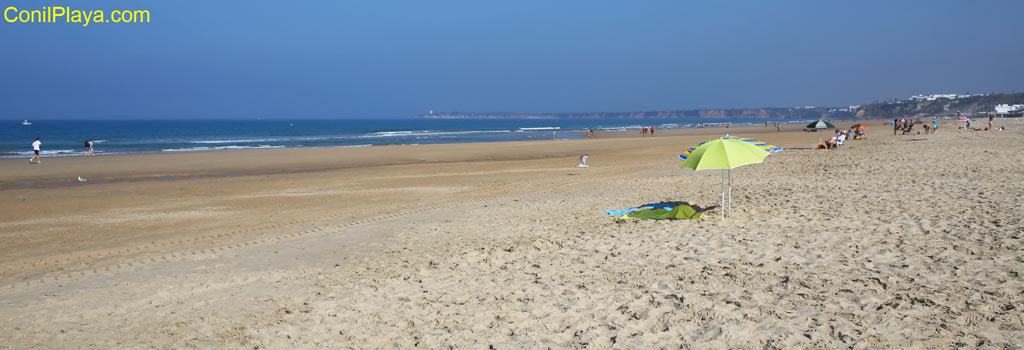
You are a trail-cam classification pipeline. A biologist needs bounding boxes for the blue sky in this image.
[2,0,1022,118]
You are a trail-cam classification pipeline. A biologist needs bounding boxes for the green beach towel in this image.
[626,205,702,220]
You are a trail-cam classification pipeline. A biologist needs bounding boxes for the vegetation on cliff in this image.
[857,92,1024,118]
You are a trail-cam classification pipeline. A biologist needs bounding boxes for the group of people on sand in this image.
[825,126,869,150]
[893,118,940,135]
[892,117,933,134]
[641,126,655,136]
[958,116,1002,131]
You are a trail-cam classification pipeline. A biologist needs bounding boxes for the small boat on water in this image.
[21,120,31,126]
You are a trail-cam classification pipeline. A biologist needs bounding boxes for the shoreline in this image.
[0,120,897,189]
[0,118,885,160]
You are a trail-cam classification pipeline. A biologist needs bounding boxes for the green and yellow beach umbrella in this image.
[679,136,772,219]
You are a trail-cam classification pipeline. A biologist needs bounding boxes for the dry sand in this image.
[1,120,1022,349]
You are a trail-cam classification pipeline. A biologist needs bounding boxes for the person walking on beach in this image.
[650,126,655,135]
[30,137,42,164]
[893,119,899,135]
[989,116,994,131]
[932,118,938,134]
[87,139,94,156]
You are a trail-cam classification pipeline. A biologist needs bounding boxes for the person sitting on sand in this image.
[902,120,915,135]
[826,130,841,149]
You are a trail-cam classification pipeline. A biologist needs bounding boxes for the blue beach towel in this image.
[603,203,673,216]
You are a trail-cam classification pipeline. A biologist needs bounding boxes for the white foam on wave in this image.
[3,149,79,157]
[191,139,285,144]
[190,135,371,144]
[162,145,286,152]
[360,130,511,138]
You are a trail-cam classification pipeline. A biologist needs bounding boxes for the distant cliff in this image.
[856,92,1024,118]
[416,108,855,120]
[414,92,1024,120]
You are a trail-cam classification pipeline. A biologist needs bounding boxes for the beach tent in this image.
[807,120,836,129]
[680,136,772,219]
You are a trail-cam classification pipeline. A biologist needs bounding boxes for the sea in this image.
[2,118,787,158]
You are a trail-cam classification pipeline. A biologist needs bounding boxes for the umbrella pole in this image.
[721,169,726,220]
[728,168,732,214]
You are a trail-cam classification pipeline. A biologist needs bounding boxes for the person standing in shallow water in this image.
[30,138,41,164]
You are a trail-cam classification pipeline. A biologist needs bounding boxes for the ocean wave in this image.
[191,139,287,144]
[360,130,512,138]
[162,145,286,152]
[190,135,361,144]
[2,149,80,157]
[185,130,512,144]
[596,125,646,131]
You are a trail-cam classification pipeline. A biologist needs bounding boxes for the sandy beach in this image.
[1,119,1022,349]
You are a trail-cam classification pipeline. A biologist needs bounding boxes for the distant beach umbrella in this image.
[806,120,836,129]
[679,137,772,219]
[851,124,867,129]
